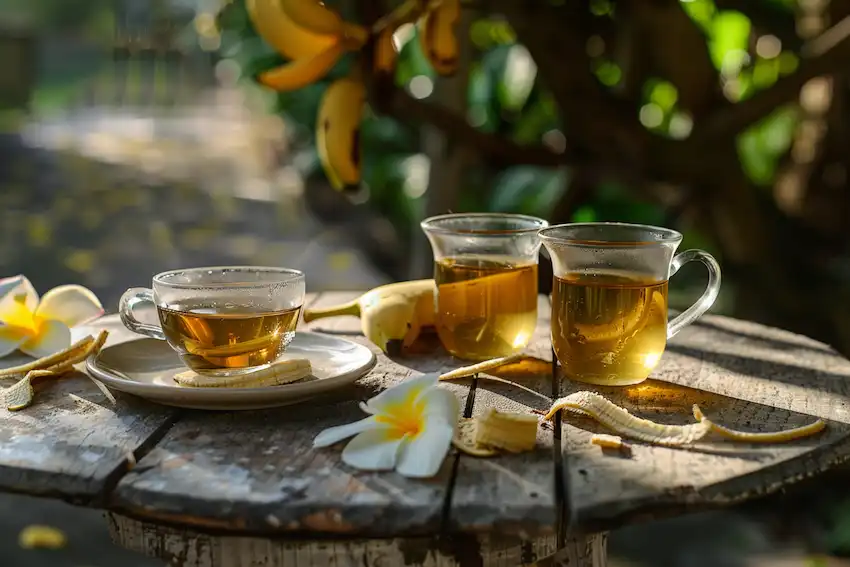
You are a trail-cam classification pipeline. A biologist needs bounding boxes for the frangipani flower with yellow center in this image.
[0,275,104,359]
[313,374,459,478]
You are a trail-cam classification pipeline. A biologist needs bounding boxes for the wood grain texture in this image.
[110,292,480,536]
[107,512,571,567]
[0,313,176,505]
[558,313,850,531]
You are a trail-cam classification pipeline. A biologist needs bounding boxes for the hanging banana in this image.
[374,24,399,77]
[246,0,338,60]
[257,39,347,92]
[316,74,367,191]
[279,0,345,36]
[418,0,460,76]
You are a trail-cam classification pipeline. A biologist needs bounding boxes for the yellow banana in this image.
[316,75,366,190]
[374,23,399,76]
[418,0,460,76]
[303,279,436,354]
[280,0,344,36]
[257,39,346,92]
[246,0,337,59]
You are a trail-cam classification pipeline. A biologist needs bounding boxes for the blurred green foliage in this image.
[217,0,802,252]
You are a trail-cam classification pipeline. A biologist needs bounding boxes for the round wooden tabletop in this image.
[1,292,849,567]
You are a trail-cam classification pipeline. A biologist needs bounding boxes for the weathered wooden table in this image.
[2,291,850,567]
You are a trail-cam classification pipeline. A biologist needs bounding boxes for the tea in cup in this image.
[539,223,721,386]
[421,213,548,361]
[119,266,306,376]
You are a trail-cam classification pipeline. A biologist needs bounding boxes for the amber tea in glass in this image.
[120,266,305,376]
[551,272,668,385]
[422,213,548,361]
[158,301,302,372]
[540,223,721,386]
[434,257,538,360]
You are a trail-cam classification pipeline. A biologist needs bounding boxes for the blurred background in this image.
[3,0,850,565]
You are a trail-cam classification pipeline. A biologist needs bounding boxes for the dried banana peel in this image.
[692,405,826,443]
[439,353,525,381]
[544,391,826,446]
[475,408,539,453]
[0,335,94,378]
[545,391,710,446]
[591,434,626,450]
[452,409,540,458]
[452,418,498,458]
[2,330,110,411]
[173,358,312,388]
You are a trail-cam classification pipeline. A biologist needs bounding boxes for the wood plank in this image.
[108,512,570,567]
[447,295,561,535]
[0,311,176,505]
[557,313,850,530]
[110,291,479,537]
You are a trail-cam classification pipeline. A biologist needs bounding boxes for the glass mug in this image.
[539,223,721,386]
[422,213,549,361]
[119,266,306,376]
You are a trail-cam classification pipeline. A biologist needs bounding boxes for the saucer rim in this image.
[84,331,377,398]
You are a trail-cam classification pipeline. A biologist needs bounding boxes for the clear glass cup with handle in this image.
[421,212,549,361]
[119,266,306,376]
[538,222,721,386]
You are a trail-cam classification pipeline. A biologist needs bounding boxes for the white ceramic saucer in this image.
[85,331,376,411]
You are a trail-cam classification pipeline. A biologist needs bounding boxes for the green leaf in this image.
[488,167,567,217]
[680,0,716,34]
[649,81,678,112]
[396,27,436,86]
[499,44,537,112]
[709,11,752,72]
[737,127,774,185]
[512,91,559,144]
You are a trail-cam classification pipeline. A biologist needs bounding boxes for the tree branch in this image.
[700,15,850,141]
[375,85,572,167]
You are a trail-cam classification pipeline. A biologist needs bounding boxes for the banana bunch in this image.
[245,0,462,191]
[302,280,436,354]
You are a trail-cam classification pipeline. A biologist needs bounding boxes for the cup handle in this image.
[667,249,721,339]
[119,287,166,341]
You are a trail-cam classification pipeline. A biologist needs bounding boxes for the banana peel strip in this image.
[173,358,312,388]
[544,391,826,446]
[439,353,525,381]
[0,335,94,378]
[2,330,109,411]
[692,404,827,443]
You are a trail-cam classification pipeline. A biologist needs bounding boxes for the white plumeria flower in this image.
[0,275,104,359]
[313,373,459,478]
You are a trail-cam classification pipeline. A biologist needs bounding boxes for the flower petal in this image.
[417,387,460,425]
[19,320,71,359]
[0,276,38,331]
[35,285,104,328]
[0,275,25,300]
[395,420,454,478]
[0,275,38,313]
[0,325,28,358]
[363,373,440,417]
[313,416,378,448]
[341,426,407,471]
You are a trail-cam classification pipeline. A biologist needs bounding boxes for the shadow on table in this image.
[667,343,850,400]
[691,319,838,356]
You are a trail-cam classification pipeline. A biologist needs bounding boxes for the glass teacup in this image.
[119,266,305,376]
[421,213,549,361]
[539,222,721,386]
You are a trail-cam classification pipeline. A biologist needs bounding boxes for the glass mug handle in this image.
[667,249,721,339]
[119,288,166,341]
